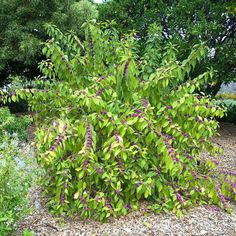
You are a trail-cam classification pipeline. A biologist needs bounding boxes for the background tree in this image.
[0,0,98,86]
[98,0,236,95]
[69,0,99,36]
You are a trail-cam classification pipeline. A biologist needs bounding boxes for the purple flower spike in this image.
[101,110,108,115]
[134,109,142,113]
[86,119,92,150]
[222,170,236,176]
[56,139,60,144]
[130,113,144,118]
[212,159,219,165]
[127,202,131,209]
[97,168,103,174]
[175,157,180,163]
[116,158,122,165]
[216,187,228,209]
[194,186,200,192]
[182,132,189,137]
[114,132,120,142]
[96,114,103,122]
[84,159,89,165]
[124,203,131,210]
[122,61,130,79]
[115,189,119,195]
[166,105,173,109]
[142,99,148,108]
[85,206,89,212]
[192,172,199,180]
[122,119,127,124]
[83,159,89,170]
[96,88,105,97]
[50,144,56,151]
[135,181,143,187]
[79,196,86,204]
[61,194,65,205]
[88,31,95,58]
[175,192,183,205]
[97,75,107,82]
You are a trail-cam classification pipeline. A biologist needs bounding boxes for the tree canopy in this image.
[98,0,236,94]
[0,0,98,86]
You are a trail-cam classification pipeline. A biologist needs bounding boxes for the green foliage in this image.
[2,23,235,221]
[215,99,236,123]
[0,107,32,141]
[69,0,99,35]
[216,93,236,100]
[0,0,99,86]
[22,229,35,236]
[98,0,236,95]
[2,75,34,113]
[0,134,36,235]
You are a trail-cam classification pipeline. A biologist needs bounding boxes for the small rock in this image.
[199,230,208,235]
[124,227,132,233]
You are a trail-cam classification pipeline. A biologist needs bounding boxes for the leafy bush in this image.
[0,107,32,141]
[2,76,35,113]
[216,93,236,100]
[1,23,235,221]
[215,99,236,123]
[0,134,36,235]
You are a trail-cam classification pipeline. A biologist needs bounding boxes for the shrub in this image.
[1,23,235,221]
[0,107,32,141]
[216,93,236,100]
[215,99,236,123]
[1,75,34,113]
[0,134,36,235]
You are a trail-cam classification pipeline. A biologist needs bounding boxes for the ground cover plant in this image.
[0,133,36,235]
[0,106,34,235]
[216,93,236,100]
[215,99,236,123]
[1,22,235,221]
[0,107,32,141]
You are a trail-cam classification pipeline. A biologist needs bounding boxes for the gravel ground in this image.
[17,122,236,236]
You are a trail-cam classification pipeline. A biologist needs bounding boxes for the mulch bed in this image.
[16,123,236,236]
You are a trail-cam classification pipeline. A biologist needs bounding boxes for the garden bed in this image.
[17,123,236,236]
